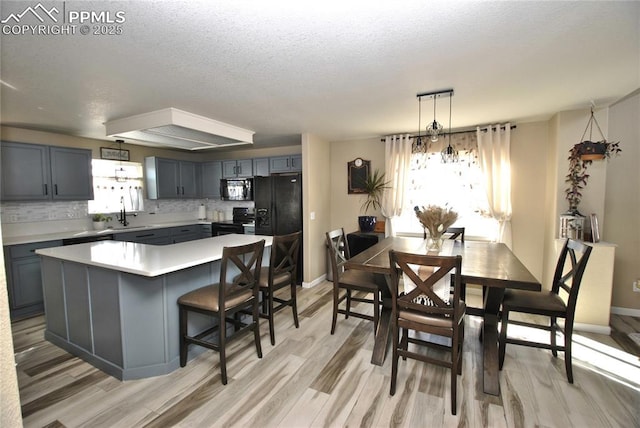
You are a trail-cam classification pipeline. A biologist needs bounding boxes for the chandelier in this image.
[415,89,456,162]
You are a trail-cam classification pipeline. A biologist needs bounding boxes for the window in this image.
[88,159,144,214]
[393,134,498,240]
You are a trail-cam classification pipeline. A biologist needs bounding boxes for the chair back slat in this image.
[220,240,265,305]
[389,251,462,318]
[270,231,302,283]
[326,228,351,279]
[551,239,592,312]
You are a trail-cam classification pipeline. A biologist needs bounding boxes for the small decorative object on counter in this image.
[91,213,112,230]
[414,205,458,251]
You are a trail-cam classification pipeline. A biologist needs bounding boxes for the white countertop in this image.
[2,220,213,246]
[36,234,272,277]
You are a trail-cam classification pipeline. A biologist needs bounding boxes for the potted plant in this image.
[91,213,112,230]
[358,169,389,232]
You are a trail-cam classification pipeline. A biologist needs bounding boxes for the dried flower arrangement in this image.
[413,205,458,239]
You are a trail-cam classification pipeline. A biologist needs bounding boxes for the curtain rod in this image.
[380,124,516,142]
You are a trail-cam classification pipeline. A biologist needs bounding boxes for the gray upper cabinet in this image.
[49,147,94,200]
[202,161,223,199]
[222,159,253,178]
[269,155,302,173]
[1,141,93,201]
[145,157,200,199]
[253,157,270,177]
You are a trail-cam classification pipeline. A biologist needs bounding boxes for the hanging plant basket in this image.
[578,140,607,161]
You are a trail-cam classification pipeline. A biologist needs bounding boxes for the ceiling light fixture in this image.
[115,139,128,182]
[415,89,455,160]
[440,90,458,164]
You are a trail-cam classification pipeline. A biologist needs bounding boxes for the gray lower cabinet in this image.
[114,228,172,245]
[4,239,62,319]
[1,141,93,201]
[169,225,201,243]
[114,224,208,245]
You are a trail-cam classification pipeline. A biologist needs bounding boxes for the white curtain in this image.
[381,134,412,236]
[477,124,513,248]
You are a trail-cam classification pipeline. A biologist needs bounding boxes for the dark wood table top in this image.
[346,236,540,291]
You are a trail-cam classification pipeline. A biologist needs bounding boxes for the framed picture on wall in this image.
[100,147,130,161]
[348,158,370,194]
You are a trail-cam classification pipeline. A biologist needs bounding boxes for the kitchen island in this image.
[36,234,272,380]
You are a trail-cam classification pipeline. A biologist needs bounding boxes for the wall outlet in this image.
[633,279,640,293]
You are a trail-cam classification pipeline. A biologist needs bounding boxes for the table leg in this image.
[371,274,392,366]
[482,287,505,396]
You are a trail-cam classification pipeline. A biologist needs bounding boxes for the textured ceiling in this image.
[1,1,638,149]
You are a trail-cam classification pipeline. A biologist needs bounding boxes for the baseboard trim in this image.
[573,323,611,335]
[611,306,640,317]
[302,274,326,289]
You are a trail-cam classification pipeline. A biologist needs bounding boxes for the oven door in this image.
[211,223,244,236]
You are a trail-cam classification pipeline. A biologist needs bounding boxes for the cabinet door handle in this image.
[238,165,242,175]
[181,187,185,195]
[43,184,48,195]
[54,184,58,195]
[177,186,180,195]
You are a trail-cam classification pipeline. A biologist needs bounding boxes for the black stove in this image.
[211,207,255,236]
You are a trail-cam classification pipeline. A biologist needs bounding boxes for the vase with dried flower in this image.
[414,205,458,251]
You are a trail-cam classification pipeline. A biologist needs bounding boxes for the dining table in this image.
[345,236,541,396]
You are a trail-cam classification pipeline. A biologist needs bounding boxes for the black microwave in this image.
[220,178,253,201]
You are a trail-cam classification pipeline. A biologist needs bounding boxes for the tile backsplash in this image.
[0,199,254,238]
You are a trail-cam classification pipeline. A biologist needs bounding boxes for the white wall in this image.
[301,133,331,285]
[330,137,386,233]
[606,90,640,310]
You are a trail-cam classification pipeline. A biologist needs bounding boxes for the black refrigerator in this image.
[254,173,303,282]
[254,173,302,236]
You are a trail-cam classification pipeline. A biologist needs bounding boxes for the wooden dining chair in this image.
[259,231,302,345]
[499,239,592,383]
[326,228,380,334]
[389,250,465,415]
[178,239,265,385]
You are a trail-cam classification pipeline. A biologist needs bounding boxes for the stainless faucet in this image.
[118,196,129,226]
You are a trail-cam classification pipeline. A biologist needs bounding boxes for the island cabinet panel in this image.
[89,268,122,367]
[120,274,166,369]
[41,257,67,338]
[64,263,93,352]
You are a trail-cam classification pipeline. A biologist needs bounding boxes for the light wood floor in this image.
[12,281,640,427]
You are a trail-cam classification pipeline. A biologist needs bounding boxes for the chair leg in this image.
[565,327,574,384]
[219,312,227,385]
[390,319,399,396]
[253,299,263,359]
[458,320,464,375]
[550,316,558,357]
[345,289,351,319]
[451,336,458,416]
[179,306,188,367]
[373,291,380,335]
[331,284,339,334]
[268,289,276,346]
[291,282,300,328]
[499,309,509,370]
[401,328,408,361]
